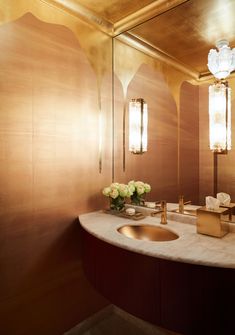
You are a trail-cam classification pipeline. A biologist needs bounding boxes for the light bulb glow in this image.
[209,81,231,152]
[129,99,148,154]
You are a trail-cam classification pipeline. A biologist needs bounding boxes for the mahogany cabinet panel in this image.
[81,228,160,324]
[160,259,235,335]
[81,227,235,335]
[160,259,192,334]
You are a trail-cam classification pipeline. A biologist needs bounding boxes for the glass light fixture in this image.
[208,80,231,153]
[129,98,148,154]
[208,40,235,79]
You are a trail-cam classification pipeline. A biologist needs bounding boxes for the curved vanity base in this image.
[81,227,235,335]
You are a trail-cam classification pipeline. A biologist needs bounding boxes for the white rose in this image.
[102,187,111,197]
[136,185,145,195]
[126,186,134,197]
[110,188,119,199]
[135,181,144,188]
[128,180,135,186]
[144,183,151,193]
[128,184,135,194]
[119,184,128,197]
[110,182,119,190]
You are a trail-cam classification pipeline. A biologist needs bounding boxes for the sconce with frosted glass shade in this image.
[208,40,235,80]
[209,81,231,153]
[208,41,233,196]
[129,98,148,154]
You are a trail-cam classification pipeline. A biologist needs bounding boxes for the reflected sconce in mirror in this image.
[129,98,148,154]
[207,40,233,196]
[208,80,231,153]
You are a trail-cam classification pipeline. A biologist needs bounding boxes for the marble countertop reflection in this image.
[79,206,235,269]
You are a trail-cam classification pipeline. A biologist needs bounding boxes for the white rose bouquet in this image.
[128,180,151,205]
[102,182,131,211]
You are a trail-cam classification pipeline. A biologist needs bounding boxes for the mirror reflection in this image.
[113,0,235,216]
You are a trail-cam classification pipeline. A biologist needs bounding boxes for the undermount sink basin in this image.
[171,208,197,216]
[117,224,179,242]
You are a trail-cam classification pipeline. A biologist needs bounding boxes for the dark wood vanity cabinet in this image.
[81,228,160,324]
[81,227,235,335]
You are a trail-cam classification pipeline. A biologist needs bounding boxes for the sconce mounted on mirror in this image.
[207,40,234,196]
[208,39,234,154]
[129,98,148,154]
[208,80,231,154]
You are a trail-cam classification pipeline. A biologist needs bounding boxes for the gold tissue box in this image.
[196,206,229,238]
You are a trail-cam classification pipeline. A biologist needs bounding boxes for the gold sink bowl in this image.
[117,224,179,242]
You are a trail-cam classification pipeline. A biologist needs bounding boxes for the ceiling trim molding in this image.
[113,0,189,36]
[41,0,189,37]
[40,0,113,34]
[198,71,235,83]
[117,32,199,80]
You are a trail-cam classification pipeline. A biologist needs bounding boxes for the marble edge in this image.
[79,211,235,269]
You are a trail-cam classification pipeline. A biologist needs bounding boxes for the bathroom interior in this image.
[0,0,235,334]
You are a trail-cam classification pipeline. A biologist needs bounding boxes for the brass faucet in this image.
[178,195,191,214]
[151,200,167,224]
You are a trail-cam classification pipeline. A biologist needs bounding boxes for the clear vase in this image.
[131,191,144,206]
[110,196,125,211]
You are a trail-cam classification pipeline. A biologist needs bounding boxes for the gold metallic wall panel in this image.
[179,82,199,205]
[0,0,112,90]
[0,13,111,334]
[114,38,193,108]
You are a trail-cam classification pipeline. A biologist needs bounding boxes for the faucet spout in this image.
[179,195,191,214]
[160,200,167,224]
[151,200,167,224]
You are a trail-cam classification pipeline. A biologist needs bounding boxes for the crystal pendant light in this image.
[129,98,148,154]
[208,40,235,79]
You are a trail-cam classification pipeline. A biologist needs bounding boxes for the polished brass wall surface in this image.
[0,12,111,335]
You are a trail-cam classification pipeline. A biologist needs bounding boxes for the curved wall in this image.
[0,13,111,335]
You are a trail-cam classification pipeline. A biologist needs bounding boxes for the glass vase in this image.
[110,196,125,211]
[131,191,144,206]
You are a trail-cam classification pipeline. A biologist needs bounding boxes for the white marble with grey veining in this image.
[79,207,235,269]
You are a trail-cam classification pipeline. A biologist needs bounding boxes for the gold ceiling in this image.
[130,0,235,76]
[48,0,235,80]
[74,0,156,23]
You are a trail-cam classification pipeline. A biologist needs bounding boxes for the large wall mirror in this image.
[113,0,235,207]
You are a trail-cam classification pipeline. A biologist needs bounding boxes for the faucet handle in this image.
[179,195,191,205]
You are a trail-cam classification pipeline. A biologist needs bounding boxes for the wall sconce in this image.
[129,98,148,154]
[208,80,231,153]
[207,40,233,196]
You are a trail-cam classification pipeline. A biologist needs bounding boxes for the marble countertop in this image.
[79,205,235,269]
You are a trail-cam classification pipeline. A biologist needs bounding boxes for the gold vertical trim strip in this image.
[177,104,180,194]
[213,152,218,197]
[98,89,102,174]
[112,38,115,182]
[140,99,144,153]
[123,102,126,172]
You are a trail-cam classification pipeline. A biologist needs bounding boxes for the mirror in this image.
[113,0,235,211]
